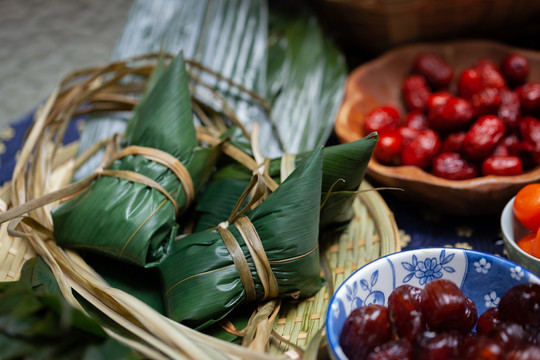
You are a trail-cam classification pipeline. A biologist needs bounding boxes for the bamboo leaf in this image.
[125,51,196,160]
[75,0,268,178]
[266,4,347,154]
[158,148,325,330]
[194,134,377,232]
[77,0,347,165]
[20,258,107,338]
[124,53,167,137]
[83,253,165,315]
[0,264,142,360]
[53,52,203,267]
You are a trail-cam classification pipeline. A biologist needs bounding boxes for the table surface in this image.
[0,0,132,129]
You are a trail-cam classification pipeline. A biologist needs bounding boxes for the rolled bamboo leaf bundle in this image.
[52,52,210,267]
[194,133,378,232]
[158,148,325,330]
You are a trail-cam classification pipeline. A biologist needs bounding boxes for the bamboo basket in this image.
[0,55,400,359]
[311,0,540,55]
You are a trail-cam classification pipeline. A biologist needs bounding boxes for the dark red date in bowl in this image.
[335,40,540,215]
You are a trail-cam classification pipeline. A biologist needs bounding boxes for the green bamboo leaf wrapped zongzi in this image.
[158,147,325,330]
[194,133,378,232]
[52,52,217,267]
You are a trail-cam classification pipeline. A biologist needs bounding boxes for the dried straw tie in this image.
[0,136,195,228]
[99,145,195,216]
[215,174,279,302]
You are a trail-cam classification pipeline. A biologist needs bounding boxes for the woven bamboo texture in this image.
[0,176,400,356]
[0,56,400,358]
[312,0,540,54]
[271,182,399,354]
[0,142,79,283]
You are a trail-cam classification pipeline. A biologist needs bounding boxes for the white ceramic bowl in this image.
[325,247,540,360]
[501,196,540,276]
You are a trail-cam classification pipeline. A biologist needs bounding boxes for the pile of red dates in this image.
[364,52,540,180]
[339,279,540,360]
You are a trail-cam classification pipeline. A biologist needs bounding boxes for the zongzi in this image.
[158,148,325,329]
[52,52,219,267]
[194,132,377,232]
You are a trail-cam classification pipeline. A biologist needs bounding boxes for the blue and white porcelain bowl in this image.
[325,247,540,360]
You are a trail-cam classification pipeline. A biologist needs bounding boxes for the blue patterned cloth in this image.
[0,110,34,185]
[0,109,84,186]
[383,193,505,256]
[0,111,506,258]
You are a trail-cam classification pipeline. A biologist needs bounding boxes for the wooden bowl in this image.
[335,40,540,215]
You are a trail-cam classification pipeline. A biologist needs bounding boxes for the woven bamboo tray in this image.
[270,182,400,355]
[0,56,400,359]
[311,0,540,54]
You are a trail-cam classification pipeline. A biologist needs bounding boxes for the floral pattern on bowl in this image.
[326,247,540,360]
